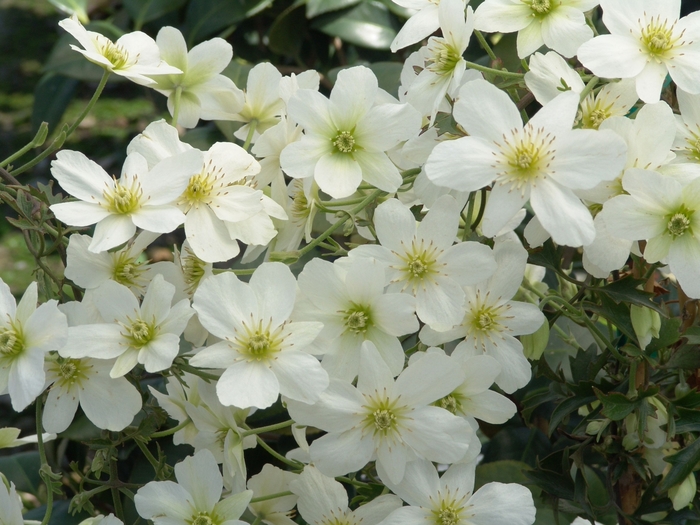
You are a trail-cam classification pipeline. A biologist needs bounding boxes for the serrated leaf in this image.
[528,239,563,273]
[311,1,398,50]
[0,451,41,494]
[584,296,636,342]
[592,277,665,314]
[594,389,637,421]
[123,0,188,25]
[664,345,700,370]
[657,438,700,493]
[184,0,274,44]
[646,317,681,354]
[307,0,361,18]
[569,344,598,384]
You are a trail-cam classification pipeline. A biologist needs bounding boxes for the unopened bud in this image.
[669,472,697,510]
[521,320,549,360]
[630,304,661,349]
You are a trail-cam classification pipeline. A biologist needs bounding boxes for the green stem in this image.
[250,490,294,503]
[464,60,524,79]
[11,129,67,177]
[242,420,294,437]
[0,122,48,169]
[579,76,600,102]
[177,361,221,381]
[255,436,303,469]
[151,418,191,439]
[243,120,258,152]
[335,476,371,489]
[66,69,111,140]
[462,191,476,241]
[36,397,54,525]
[474,30,498,61]
[580,314,628,363]
[296,189,384,258]
[109,456,125,521]
[135,439,162,476]
[171,86,182,127]
[470,188,487,231]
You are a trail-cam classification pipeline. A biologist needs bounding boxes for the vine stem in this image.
[242,419,294,437]
[151,418,191,439]
[171,86,183,127]
[463,60,524,79]
[250,490,294,503]
[109,456,125,521]
[36,397,54,525]
[243,119,258,152]
[255,436,303,469]
[474,30,498,61]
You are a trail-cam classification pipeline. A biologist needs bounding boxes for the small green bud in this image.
[630,304,661,349]
[521,319,549,360]
[669,472,697,510]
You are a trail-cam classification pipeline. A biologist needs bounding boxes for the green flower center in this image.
[528,0,552,15]
[333,131,356,154]
[189,513,218,525]
[344,306,371,334]
[104,180,142,215]
[96,36,130,69]
[427,40,462,75]
[667,212,692,237]
[235,320,284,362]
[438,394,460,415]
[112,250,147,288]
[0,326,23,356]
[373,409,396,431]
[363,396,405,437]
[641,18,678,57]
[498,127,554,192]
[182,246,208,295]
[53,359,90,388]
[127,318,155,347]
[437,507,460,525]
[248,333,271,354]
[59,362,77,379]
[477,312,494,330]
[182,171,216,209]
[291,181,311,222]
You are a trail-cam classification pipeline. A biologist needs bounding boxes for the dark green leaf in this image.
[307,0,361,18]
[184,0,274,44]
[681,326,700,344]
[475,460,533,489]
[268,3,306,57]
[525,468,575,500]
[549,395,598,435]
[528,239,562,273]
[31,73,78,135]
[570,344,598,384]
[124,0,188,25]
[675,389,700,408]
[646,317,681,354]
[584,296,636,342]
[674,407,700,433]
[664,345,700,370]
[0,451,41,494]
[311,1,398,50]
[24,500,91,524]
[594,389,637,421]
[592,277,665,314]
[657,438,700,492]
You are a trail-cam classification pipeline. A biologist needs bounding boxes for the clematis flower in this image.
[349,195,496,330]
[391,0,443,52]
[59,16,181,85]
[135,449,253,525]
[50,148,203,253]
[148,26,244,128]
[0,481,23,525]
[247,465,298,525]
[286,341,475,484]
[0,280,67,412]
[577,0,700,103]
[61,275,194,377]
[190,263,327,409]
[295,257,418,380]
[425,79,627,246]
[280,65,421,199]
[378,460,536,525]
[474,0,598,58]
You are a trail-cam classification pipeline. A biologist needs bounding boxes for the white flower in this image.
[350,195,496,330]
[59,16,181,84]
[673,88,700,164]
[295,257,418,380]
[230,62,285,143]
[577,0,700,103]
[474,0,598,58]
[190,263,327,409]
[0,481,23,525]
[378,460,536,525]
[601,168,700,298]
[404,0,474,120]
[61,275,194,377]
[286,341,475,484]
[425,79,627,246]
[280,65,421,199]
[247,465,298,525]
[420,237,545,393]
[391,0,442,52]
[0,280,67,412]
[135,449,253,525]
[50,149,203,253]
[64,231,159,295]
[43,356,142,433]
[149,27,244,128]
[149,372,203,446]
[291,466,401,525]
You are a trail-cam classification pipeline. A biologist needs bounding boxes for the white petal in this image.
[454,79,521,142]
[90,214,137,252]
[217,361,279,409]
[314,153,362,199]
[530,180,594,247]
[174,450,222,513]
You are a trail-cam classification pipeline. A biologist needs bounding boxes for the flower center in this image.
[190,513,217,525]
[343,306,371,334]
[426,40,462,76]
[112,250,147,289]
[396,239,441,291]
[103,179,142,215]
[248,333,271,354]
[235,320,284,362]
[437,507,460,525]
[59,361,77,379]
[497,126,554,193]
[333,131,356,154]
[291,181,312,223]
[438,394,460,415]
[126,318,155,347]
[640,17,681,58]
[373,409,396,431]
[95,35,130,69]
[0,326,23,356]
[477,312,494,330]
[363,396,405,437]
[667,212,692,237]
[528,0,552,15]
[181,171,216,209]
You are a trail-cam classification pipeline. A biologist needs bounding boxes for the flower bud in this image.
[630,304,661,349]
[669,472,697,510]
[522,319,549,360]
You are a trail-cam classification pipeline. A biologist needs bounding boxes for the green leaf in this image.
[681,325,700,344]
[645,317,682,354]
[528,239,563,273]
[675,389,700,408]
[584,296,636,342]
[23,500,91,524]
[0,451,41,494]
[184,0,274,44]
[549,395,598,435]
[525,468,575,500]
[123,0,188,25]
[475,460,533,489]
[311,1,398,50]
[269,3,307,57]
[664,345,700,370]
[307,0,361,18]
[31,73,78,135]
[594,389,638,421]
[592,277,665,314]
[674,408,700,433]
[657,438,700,493]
